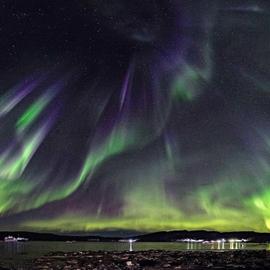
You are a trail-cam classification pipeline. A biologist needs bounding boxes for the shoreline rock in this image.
[32,250,270,269]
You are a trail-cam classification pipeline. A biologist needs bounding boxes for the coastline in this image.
[32,250,270,269]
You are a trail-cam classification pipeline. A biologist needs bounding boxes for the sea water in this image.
[0,241,269,269]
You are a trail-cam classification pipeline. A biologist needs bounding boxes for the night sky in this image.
[0,0,270,233]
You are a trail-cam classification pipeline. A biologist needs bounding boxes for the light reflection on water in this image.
[0,241,269,269]
[185,241,249,250]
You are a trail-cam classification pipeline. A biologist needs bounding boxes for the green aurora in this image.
[1,0,270,233]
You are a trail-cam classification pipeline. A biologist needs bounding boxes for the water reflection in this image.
[181,238,250,251]
[4,241,26,254]
[185,242,246,250]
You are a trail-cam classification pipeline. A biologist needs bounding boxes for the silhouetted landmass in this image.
[0,231,117,242]
[135,230,270,243]
[0,230,270,242]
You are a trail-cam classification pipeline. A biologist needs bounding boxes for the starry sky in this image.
[0,0,270,233]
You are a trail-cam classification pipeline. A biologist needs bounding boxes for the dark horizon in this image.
[1,229,270,240]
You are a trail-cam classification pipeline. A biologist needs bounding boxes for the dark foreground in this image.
[31,250,270,270]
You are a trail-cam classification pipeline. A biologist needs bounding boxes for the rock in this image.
[126,261,133,266]
[139,259,157,267]
[67,260,78,264]
[32,250,270,269]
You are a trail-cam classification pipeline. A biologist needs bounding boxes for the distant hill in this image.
[0,230,269,243]
[0,231,118,242]
[134,230,270,243]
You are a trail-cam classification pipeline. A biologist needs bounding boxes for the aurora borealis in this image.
[1,0,270,233]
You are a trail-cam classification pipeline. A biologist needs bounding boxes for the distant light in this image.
[129,239,136,243]
[229,239,242,243]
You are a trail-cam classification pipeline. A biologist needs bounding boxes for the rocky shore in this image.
[32,250,269,269]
